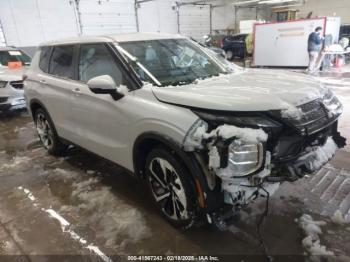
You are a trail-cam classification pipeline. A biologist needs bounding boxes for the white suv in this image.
[24,33,346,228]
[0,47,31,113]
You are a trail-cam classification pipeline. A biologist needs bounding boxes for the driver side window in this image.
[79,44,125,86]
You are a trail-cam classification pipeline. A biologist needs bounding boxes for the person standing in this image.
[307,26,324,72]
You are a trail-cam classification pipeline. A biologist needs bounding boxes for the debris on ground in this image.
[298,214,334,256]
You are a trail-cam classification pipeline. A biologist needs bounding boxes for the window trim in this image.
[48,44,77,81]
[106,43,143,90]
[76,42,141,90]
[38,42,143,90]
[38,46,52,73]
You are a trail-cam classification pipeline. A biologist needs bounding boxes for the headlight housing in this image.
[0,81,7,88]
[227,140,264,177]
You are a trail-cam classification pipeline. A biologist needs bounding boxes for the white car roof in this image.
[0,46,20,51]
[40,33,187,46]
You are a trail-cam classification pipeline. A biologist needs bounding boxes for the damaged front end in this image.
[182,90,346,225]
[183,119,280,218]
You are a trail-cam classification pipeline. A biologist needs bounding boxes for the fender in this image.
[133,132,222,211]
[29,98,49,119]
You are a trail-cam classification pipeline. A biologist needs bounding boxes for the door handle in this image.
[39,79,46,84]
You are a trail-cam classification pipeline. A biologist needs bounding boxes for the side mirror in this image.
[87,75,124,100]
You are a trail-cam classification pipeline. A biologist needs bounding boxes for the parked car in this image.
[340,24,350,39]
[193,35,225,57]
[221,34,248,60]
[25,33,345,228]
[0,47,31,113]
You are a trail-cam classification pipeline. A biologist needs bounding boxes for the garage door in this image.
[79,0,137,35]
[179,5,211,40]
[0,0,78,47]
[137,1,159,33]
[137,0,178,34]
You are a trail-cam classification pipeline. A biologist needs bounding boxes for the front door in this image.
[70,43,132,166]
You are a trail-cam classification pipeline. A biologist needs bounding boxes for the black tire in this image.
[34,108,68,156]
[145,147,197,228]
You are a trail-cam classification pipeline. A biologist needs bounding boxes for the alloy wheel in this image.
[36,112,54,150]
[148,157,189,220]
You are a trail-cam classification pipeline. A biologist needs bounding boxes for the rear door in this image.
[40,45,79,140]
[70,43,132,164]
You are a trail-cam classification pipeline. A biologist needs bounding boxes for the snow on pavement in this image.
[17,186,112,262]
[297,214,334,257]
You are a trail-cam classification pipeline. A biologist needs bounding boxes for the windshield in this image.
[0,50,31,67]
[118,38,233,86]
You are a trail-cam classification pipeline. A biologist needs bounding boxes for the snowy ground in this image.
[0,69,350,261]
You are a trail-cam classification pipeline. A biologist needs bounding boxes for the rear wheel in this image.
[34,108,68,155]
[145,148,197,228]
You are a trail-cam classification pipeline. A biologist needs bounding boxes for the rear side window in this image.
[49,45,74,79]
[39,46,51,73]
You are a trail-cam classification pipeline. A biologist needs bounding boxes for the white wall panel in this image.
[157,0,178,33]
[137,0,265,36]
[0,0,78,47]
[138,1,159,33]
[79,0,137,35]
[212,3,235,31]
[179,4,211,39]
[297,0,350,24]
[36,0,80,41]
[137,0,178,34]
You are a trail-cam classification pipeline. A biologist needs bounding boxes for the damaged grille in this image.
[273,91,342,161]
[10,80,24,89]
[288,93,342,135]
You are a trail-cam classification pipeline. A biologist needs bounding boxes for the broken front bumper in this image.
[184,119,344,211]
[286,137,338,179]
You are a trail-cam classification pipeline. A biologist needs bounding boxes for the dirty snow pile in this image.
[0,156,31,171]
[298,214,334,256]
[299,138,338,170]
[204,124,268,143]
[184,120,268,152]
[193,123,268,144]
[331,210,349,224]
[59,175,152,250]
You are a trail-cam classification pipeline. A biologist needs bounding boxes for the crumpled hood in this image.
[152,69,328,111]
[0,67,27,82]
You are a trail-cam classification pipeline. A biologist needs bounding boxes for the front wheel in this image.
[34,108,68,155]
[145,148,197,228]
